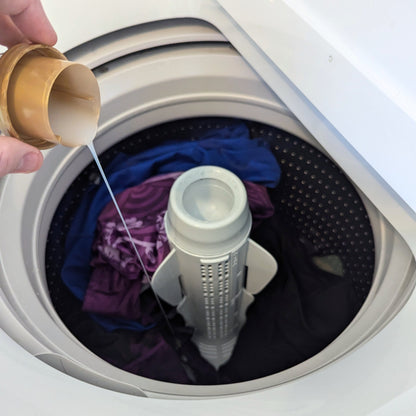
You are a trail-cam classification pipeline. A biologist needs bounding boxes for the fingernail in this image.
[15,152,42,173]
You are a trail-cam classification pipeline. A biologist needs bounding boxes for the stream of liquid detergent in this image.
[88,143,200,380]
[86,143,179,340]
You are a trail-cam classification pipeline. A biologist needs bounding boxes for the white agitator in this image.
[152,165,278,369]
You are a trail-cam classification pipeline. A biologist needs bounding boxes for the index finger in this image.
[0,0,57,45]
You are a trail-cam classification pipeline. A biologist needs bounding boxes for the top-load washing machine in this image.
[1,0,416,414]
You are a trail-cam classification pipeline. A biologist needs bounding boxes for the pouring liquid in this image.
[87,143,174,331]
[87,143,196,380]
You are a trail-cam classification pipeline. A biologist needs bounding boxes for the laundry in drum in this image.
[47,117,374,384]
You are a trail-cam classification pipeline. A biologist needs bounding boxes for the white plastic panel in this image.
[41,0,222,52]
[215,0,416,249]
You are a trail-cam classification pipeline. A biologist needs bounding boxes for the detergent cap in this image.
[0,43,100,149]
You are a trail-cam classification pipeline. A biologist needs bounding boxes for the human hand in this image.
[0,0,57,177]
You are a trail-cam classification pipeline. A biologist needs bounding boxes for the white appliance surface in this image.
[1,0,416,414]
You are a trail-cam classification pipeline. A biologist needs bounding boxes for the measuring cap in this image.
[0,44,100,149]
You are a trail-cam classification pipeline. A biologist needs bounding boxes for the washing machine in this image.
[1,0,416,414]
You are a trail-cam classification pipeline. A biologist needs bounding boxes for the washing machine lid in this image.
[216,0,416,218]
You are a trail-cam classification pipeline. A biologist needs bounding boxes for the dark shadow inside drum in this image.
[45,117,374,385]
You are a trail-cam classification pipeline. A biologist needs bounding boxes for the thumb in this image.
[0,136,43,177]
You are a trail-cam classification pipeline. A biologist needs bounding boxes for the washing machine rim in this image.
[0,19,414,399]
